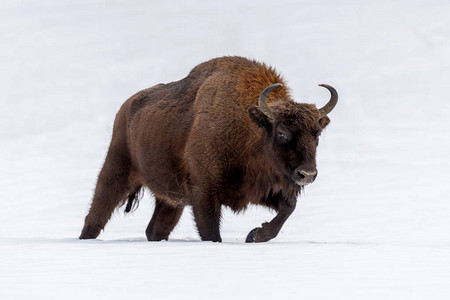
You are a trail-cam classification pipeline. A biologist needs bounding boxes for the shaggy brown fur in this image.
[79,56,336,242]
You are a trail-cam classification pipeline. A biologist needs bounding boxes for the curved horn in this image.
[259,83,282,119]
[318,84,338,117]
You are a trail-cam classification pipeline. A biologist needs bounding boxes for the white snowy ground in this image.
[1,0,450,299]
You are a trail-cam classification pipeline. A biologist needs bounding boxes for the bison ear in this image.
[248,106,272,128]
[319,116,330,129]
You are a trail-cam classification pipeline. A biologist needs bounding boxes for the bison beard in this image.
[79,56,337,243]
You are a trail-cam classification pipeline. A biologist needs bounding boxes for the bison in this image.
[80,56,337,243]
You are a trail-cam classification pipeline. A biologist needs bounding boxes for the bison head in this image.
[248,83,338,186]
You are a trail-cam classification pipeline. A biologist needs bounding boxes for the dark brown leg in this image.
[192,193,222,242]
[79,149,133,239]
[245,194,297,243]
[146,198,184,241]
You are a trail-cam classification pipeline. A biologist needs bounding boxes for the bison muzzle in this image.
[79,56,338,243]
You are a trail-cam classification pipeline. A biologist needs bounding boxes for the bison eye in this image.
[276,129,290,143]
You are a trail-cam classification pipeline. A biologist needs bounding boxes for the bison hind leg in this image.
[80,147,137,239]
[146,197,184,241]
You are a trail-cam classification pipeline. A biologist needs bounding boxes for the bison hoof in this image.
[79,224,102,239]
[245,223,275,243]
[245,228,258,243]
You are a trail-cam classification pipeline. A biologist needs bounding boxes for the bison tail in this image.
[124,187,143,213]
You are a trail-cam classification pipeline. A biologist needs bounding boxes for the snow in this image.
[1,0,450,299]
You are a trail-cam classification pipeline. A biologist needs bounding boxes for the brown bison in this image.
[80,56,337,243]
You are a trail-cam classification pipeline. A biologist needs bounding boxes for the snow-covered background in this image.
[1,0,450,299]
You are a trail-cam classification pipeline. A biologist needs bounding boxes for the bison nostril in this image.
[295,169,317,182]
[297,170,306,180]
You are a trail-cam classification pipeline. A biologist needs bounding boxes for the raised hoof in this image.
[245,228,258,243]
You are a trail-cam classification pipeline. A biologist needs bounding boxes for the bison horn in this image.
[318,84,338,117]
[259,83,282,119]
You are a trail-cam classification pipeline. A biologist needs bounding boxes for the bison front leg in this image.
[192,193,222,242]
[245,195,297,243]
